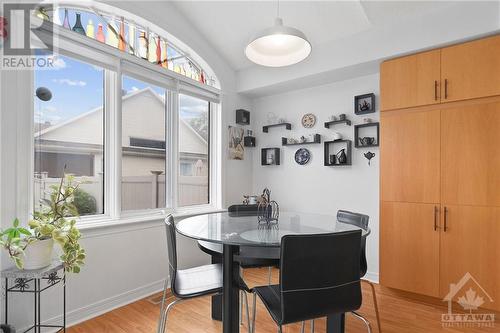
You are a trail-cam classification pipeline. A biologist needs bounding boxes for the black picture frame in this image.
[236,109,250,125]
[354,93,375,115]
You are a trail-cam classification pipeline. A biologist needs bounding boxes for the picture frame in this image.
[354,93,375,115]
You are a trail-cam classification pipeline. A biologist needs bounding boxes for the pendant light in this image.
[245,0,311,67]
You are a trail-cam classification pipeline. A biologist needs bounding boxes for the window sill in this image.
[77,207,226,237]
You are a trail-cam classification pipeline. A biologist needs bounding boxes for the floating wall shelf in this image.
[261,148,281,166]
[324,140,352,166]
[262,123,292,133]
[354,122,380,148]
[282,134,321,146]
[324,119,351,128]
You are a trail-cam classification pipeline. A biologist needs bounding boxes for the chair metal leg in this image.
[300,321,305,333]
[268,267,272,285]
[278,325,282,333]
[251,292,257,333]
[351,311,372,333]
[157,279,169,333]
[240,290,243,325]
[158,298,183,333]
[243,291,251,333]
[364,280,382,333]
[311,319,315,333]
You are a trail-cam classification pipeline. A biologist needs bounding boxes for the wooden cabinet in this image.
[380,50,441,111]
[441,101,500,206]
[441,35,500,102]
[439,205,500,311]
[380,109,440,203]
[380,202,440,297]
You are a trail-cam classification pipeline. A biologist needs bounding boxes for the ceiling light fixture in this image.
[245,0,311,67]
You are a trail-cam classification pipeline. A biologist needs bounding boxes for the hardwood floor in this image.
[69,268,500,333]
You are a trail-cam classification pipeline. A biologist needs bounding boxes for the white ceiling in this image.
[171,1,457,71]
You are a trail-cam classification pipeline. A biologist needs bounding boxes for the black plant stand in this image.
[2,261,66,333]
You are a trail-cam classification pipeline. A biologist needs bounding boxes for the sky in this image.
[35,54,208,127]
[34,8,208,127]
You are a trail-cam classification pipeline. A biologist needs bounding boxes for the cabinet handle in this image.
[434,206,440,231]
[444,79,448,99]
[444,206,448,232]
[434,81,438,101]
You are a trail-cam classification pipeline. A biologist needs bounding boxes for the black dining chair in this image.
[251,230,363,333]
[197,204,280,327]
[157,215,224,333]
[336,210,381,333]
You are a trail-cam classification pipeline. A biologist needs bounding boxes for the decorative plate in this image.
[295,148,311,165]
[301,113,316,128]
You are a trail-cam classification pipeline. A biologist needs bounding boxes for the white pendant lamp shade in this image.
[245,18,311,67]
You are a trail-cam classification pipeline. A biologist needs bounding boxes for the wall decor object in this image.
[282,134,321,146]
[324,140,352,166]
[301,113,317,128]
[262,122,292,132]
[228,126,244,160]
[295,148,311,165]
[244,136,256,147]
[257,188,279,225]
[364,151,376,165]
[261,148,280,166]
[355,93,376,115]
[236,109,250,125]
[331,132,342,141]
[354,122,380,148]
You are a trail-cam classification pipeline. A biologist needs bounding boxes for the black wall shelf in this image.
[324,140,352,166]
[324,119,351,128]
[236,109,250,125]
[263,123,292,133]
[261,148,280,166]
[282,134,321,146]
[244,136,256,147]
[354,122,379,148]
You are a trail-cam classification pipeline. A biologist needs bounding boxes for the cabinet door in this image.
[440,205,500,311]
[381,109,440,203]
[442,35,500,102]
[441,101,500,206]
[380,50,441,111]
[380,202,440,297]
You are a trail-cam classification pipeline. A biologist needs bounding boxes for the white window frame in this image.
[29,23,222,228]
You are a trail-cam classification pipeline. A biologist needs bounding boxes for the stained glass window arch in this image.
[36,1,219,88]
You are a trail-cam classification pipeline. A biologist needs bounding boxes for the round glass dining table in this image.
[176,211,369,333]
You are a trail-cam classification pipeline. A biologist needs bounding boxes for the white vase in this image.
[23,238,54,270]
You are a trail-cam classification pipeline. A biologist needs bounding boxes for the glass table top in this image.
[175,211,370,247]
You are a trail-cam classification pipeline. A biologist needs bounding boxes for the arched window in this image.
[31,2,220,222]
[35,1,219,88]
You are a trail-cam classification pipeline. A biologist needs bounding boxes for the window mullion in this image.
[105,61,122,218]
[168,88,179,210]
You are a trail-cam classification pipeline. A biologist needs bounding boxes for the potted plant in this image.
[0,174,86,272]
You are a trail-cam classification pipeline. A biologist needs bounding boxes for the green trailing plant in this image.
[0,174,86,272]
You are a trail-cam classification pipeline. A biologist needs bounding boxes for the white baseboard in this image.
[364,271,379,284]
[39,278,167,331]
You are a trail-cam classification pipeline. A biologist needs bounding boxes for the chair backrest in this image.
[228,204,259,216]
[164,215,179,297]
[279,230,362,324]
[337,210,370,277]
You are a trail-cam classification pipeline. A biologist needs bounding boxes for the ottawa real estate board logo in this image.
[442,272,495,328]
[1,3,55,70]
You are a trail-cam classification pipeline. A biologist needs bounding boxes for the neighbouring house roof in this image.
[34,87,207,155]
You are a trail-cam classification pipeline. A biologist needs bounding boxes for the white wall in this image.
[251,74,380,281]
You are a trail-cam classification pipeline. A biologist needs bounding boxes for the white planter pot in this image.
[23,238,54,270]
